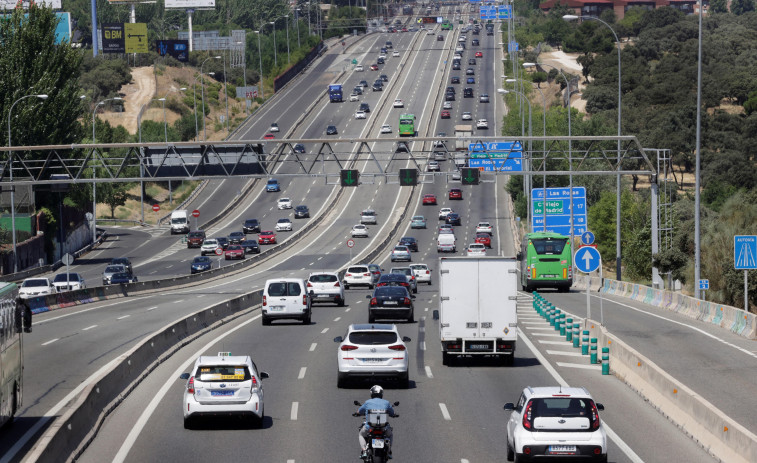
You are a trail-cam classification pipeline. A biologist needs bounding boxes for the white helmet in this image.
[370,385,384,399]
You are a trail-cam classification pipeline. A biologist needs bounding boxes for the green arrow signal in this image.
[344,170,356,185]
[403,171,414,183]
[464,171,476,183]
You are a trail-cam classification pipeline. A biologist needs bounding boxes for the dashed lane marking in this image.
[41,338,59,346]
[439,403,451,421]
[556,362,602,370]
[309,343,317,352]
[546,350,584,357]
[291,402,299,420]
[298,367,307,379]
[82,325,97,331]
[425,366,433,378]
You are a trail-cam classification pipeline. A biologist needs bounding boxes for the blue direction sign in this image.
[581,231,595,245]
[575,246,601,273]
[531,187,587,235]
[508,41,519,52]
[698,279,710,290]
[468,141,523,172]
[480,6,496,19]
[734,235,757,270]
[497,5,512,18]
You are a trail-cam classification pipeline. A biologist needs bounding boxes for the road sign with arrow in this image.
[574,246,601,273]
[340,169,359,187]
[461,167,479,185]
[399,168,417,186]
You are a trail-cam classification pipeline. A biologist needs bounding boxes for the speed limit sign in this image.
[215,247,223,256]
[347,239,355,248]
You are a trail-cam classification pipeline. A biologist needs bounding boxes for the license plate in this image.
[372,439,385,448]
[548,445,576,454]
[270,306,285,311]
[360,358,384,363]
[382,300,398,305]
[210,390,234,396]
[469,344,489,350]
[541,274,556,278]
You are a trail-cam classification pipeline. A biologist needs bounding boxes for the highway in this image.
[0,6,738,463]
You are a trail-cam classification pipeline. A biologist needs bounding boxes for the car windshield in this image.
[193,257,210,263]
[23,279,49,287]
[310,274,338,283]
[113,272,131,279]
[530,398,593,418]
[228,245,242,250]
[104,266,124,273]
[391,268,411,275]
[267,180,277,184]
[348,331,399,345]
[267,282,302,296]
[195,365,252,382]
[53,274,80,282]
[204,240,218,245]
[412,216,424,220]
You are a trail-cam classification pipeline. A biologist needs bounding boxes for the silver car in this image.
[52,273,86,292]
[390,245,412,262]
[102,264,127,285]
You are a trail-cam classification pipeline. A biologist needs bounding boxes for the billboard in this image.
[165,0,215,8]
[236,86,259,99]
[157,39,189,61]
[124,23,148,53]
[102,23,125,53]
[1,0,61,9]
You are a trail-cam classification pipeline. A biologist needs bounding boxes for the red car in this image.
[475,233,492,248]
[258,230,277,244]
[475,51,483,58]
[224,244,245,260]
[370,64,379,71]
[441,110,450,119]
[401,27,408,32]
[263,133,275,140]
[422,194,437,205]
[449,188,463,200]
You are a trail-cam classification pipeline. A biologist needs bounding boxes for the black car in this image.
[464,87,474,98]
[243,218,260,234]
[372,83,383,92]
[293,143,306,153]
[359,102,370,113]
[398,236,418,252]
[472,39,479,45]
[437,34,444,41]
[380,74,388,82]
[326,125,338,135]
[241,240,261,254]
[452,63,461,70]
[367,286,414,323]
[228,231,246,244]
[473,29,479,36]
[395,142,410,153]
[294,205,310,218]
[353,86,363,95]
[110,257,133,274]
[468,58,476,65]
[445,92,455,101]
[359,80,369,88]
[376,273,412,290]
[215,237,229,250]
[190,256,212,274]
[451,76,460,84]
[445,213,462,226]
[110,272,137,284]
[466,68,475,75]
[377,57,385,64]
[446,86,456,94]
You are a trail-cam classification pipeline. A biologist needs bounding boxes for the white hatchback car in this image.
[334,324,411,388]
[180,352,269,429]
[355,64,364,71]
[277,197,292,210]
[200,238,221,256]
[462,111,472,121]
[307,272,345,306]
[443,101,453,110]
[380,124,392,134]
[349,93,359,102]
[427,160,440,171]
[438,207,453,220]
[343,265,374,289]
[504,386,607,462]
[409,263,432,285]
[467,243,487,256]
[351,224,369,238]
[393,99,404,108]
[476,118,489,129]
[275,218,293,232]
[392,50,400,57]
[476,221,493,234]
[355,110,367,119]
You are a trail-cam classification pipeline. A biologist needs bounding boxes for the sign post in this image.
[574,246,601,325]
[698,279,709,301]
[192,209,200,231]
[62,253,74,287]
[347,238,355,262]
[734,235,757,311]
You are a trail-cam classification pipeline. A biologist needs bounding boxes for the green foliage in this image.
[532,72,548,88]
[730,0,756,15]
[587,190,643,264]
[745,90,757,115]
[710,0,729,13]
[97,182,131,218]
[79,55,132,102]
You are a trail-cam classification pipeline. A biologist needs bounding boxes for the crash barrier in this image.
[274,41,326,92]
[585,320,757,463]
[29,289,263,463]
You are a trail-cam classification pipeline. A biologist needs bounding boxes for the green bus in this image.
[398,114,416,136]
[519,232,573,292]
[441,19,452,30]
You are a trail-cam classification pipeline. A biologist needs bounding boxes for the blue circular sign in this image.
[581,231,595,246]
[574,247,601,273]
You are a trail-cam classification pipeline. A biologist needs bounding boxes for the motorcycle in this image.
[353,400,400,463]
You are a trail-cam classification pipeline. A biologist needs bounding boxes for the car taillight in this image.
[400,282,408,287]
[346,273,352,277]
[370,298,377,306]
[251,376,258,387]
[523,400,534,430]
[363,273,370,277]
[187,376,195,394]
[303,295,308,306]
[378,282,387,287]
[590,401,600,430]
[341,345,358,351]
[262,295,267,306]
[425,270,430,274]
[334,281,341,287]
[403,297,412,305]
[388,344,405,351]
[307,282,313,287]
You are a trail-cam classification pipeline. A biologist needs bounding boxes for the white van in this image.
[262,278,311,325]
[437,233,456,253]
[171,210,189,234]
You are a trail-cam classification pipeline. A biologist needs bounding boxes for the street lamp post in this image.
[191,73,203,140]
[270,21,278,68]
[201,55,221,141]
[564,14,622,280]
[222,53,229,133]
[295,9,302,48]
[284,15,291,65]
[236,40,248,116]
[92,97,122,241]
[254,31,265,100]
[499,88,532,231]
[7,93,47,273]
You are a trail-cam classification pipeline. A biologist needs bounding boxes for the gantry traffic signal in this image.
[340,169,359,187]
[399,168,418,186]
[461,167,480,185]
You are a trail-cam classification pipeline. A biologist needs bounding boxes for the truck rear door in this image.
[477,258,518,340]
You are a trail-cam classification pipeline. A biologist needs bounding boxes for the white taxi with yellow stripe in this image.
[180,352,269,429]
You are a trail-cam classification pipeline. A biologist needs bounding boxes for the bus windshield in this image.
[530,237,568,255]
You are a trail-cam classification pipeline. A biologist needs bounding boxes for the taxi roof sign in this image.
[218,352,232,357]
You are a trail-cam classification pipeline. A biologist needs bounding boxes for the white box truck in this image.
[454,124,472,151]
[435,256,518,366]
[170,210,189,234]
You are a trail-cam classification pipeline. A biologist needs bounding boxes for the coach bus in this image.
[441,19,452,30]
[398,114,416,136]
[0,282,31,428]
[519,232,573,292]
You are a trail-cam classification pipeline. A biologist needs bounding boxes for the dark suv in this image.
[464,87,474,98]
[398,236,419,252]
[359,102,370,113]
[186,230,206,248]
[110,257,133,274]
[243,218,260,234]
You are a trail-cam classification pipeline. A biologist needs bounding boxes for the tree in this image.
[731,0,756,15]
[532,71,548,88]
[97,182,131,218]
[710,0,729,13]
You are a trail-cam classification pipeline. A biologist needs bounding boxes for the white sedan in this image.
[462,112,472,121]
[380,124,392,134]
[467,243,487,256]
[438,207,453,220]
[180,353,269,429]
[334,324,410,388]
[475,221,493,234]
[443,101,453,109]
[349,93,359,102]
[351,224,369,238]
[277,197,293,210]
[355,110,367,119]
[393,99,404,108]
[476,118,489,129]
[355,64,364,71]
[270,122,280,132]
[392,51,400,57]
[275,218,293,232]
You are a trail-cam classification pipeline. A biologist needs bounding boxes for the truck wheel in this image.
[507,444,514,461]
[502,355,514,366]
[442,352,451,366]
[369,314,376,324]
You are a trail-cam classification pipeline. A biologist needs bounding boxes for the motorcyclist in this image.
[357,385,396,459]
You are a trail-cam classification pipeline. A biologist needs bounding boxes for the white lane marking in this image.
[532,333,563,337]
[321,328,329,334]
[173,300,184,304]
[538,340,570,345]
[518,329,644,463]
[113,313,262,462]
[334,317,341,322]
[439,403,451,421]
[524,327,557,331]
[345,308,351,312]
[149,270,157,275]
[32,295,154,326]
[462,460,470,463]
[546,350,584,357]
[298,367,307,379]
[117,315,131,320]
[309,262,314,266]
[425,307,428,312]
[166,265,173,269]
[147,306,158,312]
[421,341,426,351]
[318,256,323,261]
[287,460,295,463]
[425,366,434,378]
[291,402,299,420]
[82,325,97,331]
[556,362,602,370]
[41,338,59,346]
[309,343,317,352]
[197,294,206,298]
